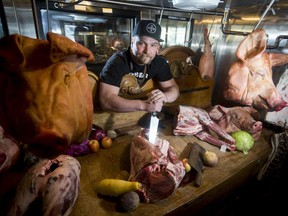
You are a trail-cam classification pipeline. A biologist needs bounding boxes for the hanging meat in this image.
[223,28,288,111]
[199,28,215,81]
[8,155,81,216]
[173,105,236,151]
[129,131,186,203]
[0,33,94,158]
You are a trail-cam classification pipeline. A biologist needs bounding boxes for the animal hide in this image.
[209,105,262,141]
[0,32,94,157]
[224,28,288,111]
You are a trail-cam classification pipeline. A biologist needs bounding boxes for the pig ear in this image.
[209,105,227,121]
[47,32,94,63]
[235,28,267,62]
[0,34,25,69]
[243,106,260,120]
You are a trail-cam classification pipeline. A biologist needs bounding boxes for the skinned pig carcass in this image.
[0,125,20,174]
[173,105,236,151]
[0,32,94,158]
[224,28,288,111]
[8,155,81,216]
[265,68,288,128]
[129,131,186,203]
[209,105,263,141]
[198,28,214,81]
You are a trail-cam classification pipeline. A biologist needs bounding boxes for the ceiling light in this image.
[241,17,261,21]
[102,8,113,13]
[172,0,220,10]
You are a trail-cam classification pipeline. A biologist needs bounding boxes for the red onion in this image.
[65,140,90,157]
[89,124,106,141]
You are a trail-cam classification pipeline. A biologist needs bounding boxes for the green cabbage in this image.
[232,131,254,155]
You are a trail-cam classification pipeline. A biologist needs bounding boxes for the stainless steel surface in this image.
[148,112,159,144]
[2,0,36,38]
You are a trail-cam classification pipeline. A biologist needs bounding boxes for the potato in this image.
[203,151,218,167]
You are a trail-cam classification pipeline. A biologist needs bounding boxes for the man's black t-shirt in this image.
[99,47,173,87]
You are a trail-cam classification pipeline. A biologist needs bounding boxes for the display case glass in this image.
[34,0,139,75]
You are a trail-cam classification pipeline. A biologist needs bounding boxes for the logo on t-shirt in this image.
[129,71,148,85]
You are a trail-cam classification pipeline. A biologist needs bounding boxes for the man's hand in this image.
[146,89,168,104]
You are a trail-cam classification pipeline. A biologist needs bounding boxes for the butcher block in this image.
[69,111,272,216]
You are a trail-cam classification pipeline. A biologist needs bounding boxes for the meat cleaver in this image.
[148,112,159,144]
[188,142,206,187]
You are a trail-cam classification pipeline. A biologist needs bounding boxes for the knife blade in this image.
[188,142,206,187]
[148,111,159,144]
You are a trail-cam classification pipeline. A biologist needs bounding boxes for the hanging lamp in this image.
[172,0,220,10]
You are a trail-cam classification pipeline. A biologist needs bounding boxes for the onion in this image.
[89,124,106,141]
[65,140,90,157]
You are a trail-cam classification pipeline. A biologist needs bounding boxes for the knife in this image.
[148,111,159,144]
[188,142,206,187]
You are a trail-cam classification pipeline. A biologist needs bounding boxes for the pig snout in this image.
[252,121,262,132]
[0,136,20,174]
[273,100,288,111]
[250,121,262,141]
[0,151,7,164]
[29,132,69,158]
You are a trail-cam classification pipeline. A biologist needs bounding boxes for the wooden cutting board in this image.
[70,116,272,216]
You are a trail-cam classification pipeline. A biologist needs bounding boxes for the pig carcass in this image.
[224,28,288,111]
[0,33,94,158]
[208,105,263,141]
[129,131,185,203]
[265,68,288,128]
[0,125,20,174]
[173,105,236,151]
[8,155,81,216]
[199,28,214,81]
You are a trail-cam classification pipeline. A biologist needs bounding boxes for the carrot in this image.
[95,179,142,196]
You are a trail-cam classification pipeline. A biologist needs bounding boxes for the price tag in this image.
[220,145,227,152]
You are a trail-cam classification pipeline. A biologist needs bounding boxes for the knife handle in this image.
[151,111,157,116]
[194,172,202,187]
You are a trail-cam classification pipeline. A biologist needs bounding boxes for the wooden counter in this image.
[70,112,273,216]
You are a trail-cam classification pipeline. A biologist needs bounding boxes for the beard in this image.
[136,53,153,65]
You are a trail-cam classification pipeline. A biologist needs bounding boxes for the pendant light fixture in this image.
[172,0,220,10]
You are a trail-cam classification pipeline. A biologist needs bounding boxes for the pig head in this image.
[224,28,288,111]
[0,32,94,158]
[209,105,262,141]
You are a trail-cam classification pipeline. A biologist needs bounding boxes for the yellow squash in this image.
[95,179,142,196]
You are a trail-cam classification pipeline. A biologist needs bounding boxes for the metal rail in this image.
[68,0,224,15]
[267,35,288,49]
[221,0,276,36]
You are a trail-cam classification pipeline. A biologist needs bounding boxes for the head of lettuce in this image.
[232,131,254,155]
